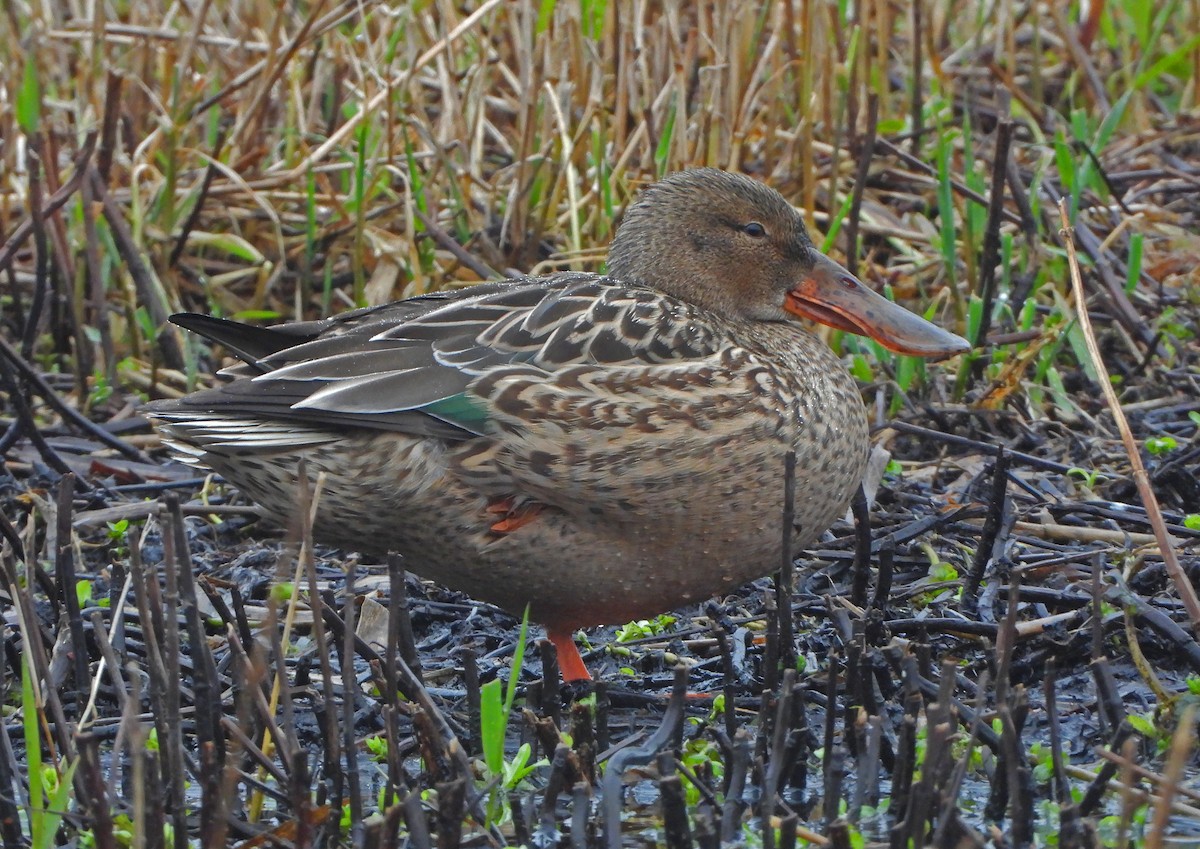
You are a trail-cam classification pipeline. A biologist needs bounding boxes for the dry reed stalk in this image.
[1057,200,1200,634]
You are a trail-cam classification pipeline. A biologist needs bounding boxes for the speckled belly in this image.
[196,414,868,630]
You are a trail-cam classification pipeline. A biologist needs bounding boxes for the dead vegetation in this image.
[1,0,1199,846]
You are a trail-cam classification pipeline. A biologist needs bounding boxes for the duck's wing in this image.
[150,274,732,442]
[171,281,522,373]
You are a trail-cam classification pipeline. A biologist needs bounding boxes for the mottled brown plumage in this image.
[149,168,968,680]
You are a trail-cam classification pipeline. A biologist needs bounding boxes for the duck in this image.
[148,168,969,681]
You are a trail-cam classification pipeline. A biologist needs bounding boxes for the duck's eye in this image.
[743,221,767,238]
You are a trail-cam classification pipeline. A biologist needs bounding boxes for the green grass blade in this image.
[654,104,677,177]
[480,678,505,775]
[23,656,45,845]
[504,607,530,719]
[17,55,41,134]
[934,124,958,281]
[1053,130,1079,219]
[536,0,556,34]
[1125,233,1144,294]
[35,760,77,849]
[1133,33,1200,89]
[819,191,857,255]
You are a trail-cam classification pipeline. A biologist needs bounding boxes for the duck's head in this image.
[607,168,969,358]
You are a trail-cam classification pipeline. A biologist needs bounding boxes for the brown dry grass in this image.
[2,1,1200,845]
[3,0,1196,395]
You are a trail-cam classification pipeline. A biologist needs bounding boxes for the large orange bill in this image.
[786,252,970,358]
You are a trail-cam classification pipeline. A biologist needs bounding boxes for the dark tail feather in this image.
[170,313,320,368]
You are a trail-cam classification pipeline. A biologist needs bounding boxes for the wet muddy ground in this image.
[3,374,1199,846]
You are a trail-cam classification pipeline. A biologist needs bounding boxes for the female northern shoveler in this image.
[150,168,968,680]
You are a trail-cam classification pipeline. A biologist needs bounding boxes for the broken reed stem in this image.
[962,446,1009,611]
[56,474,90,707]
[776,450,797,675]
[1144,704,1198,849]
[1056,200,1200,635]
[246,467,323,822]
[1090,745,1200,811]
[974,119,1014,347]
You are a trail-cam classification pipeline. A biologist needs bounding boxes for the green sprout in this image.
[1145,436,1178,455]
[1066,467,1108,489]
[479,608,546,825]
[615,613,676,642]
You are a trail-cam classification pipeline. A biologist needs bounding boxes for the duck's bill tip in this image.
[786,253,971,359]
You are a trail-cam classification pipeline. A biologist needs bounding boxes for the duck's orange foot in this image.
[487,496,544,534]
[547,627,592,681]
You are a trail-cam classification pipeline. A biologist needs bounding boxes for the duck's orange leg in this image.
[547,627,592,681]
[487,497,544,534]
